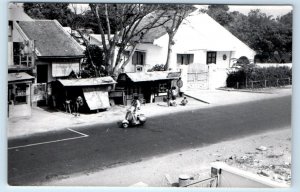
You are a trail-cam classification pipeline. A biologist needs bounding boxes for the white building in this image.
[92,11,255,90]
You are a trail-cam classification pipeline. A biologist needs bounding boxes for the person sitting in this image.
[181,97,188,106]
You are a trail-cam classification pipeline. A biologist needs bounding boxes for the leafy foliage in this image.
[81,44,106,78]
[23,3,73,26]
[147,64,166,72]
[227,66,292,88]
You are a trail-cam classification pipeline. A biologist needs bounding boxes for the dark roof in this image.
[131,11,169,43]
[134,8,196,43]
[18,20,84,58]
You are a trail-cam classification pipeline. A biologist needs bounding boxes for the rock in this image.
[241,155,248,160]
[269,165,275,169]
[256,146,267,151]
[258,170,270,177]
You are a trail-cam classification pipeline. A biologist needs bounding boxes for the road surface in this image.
[8,95,291,185]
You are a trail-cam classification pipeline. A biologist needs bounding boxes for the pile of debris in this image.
[223,145,291,184]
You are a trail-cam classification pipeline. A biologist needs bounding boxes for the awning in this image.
[58,76,116,87]
[8,72,34,83]
[83,87,110,110]
[52,62,80,77]
[122,71,181,82]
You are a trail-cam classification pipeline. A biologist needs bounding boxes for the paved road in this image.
[8,95,291,185]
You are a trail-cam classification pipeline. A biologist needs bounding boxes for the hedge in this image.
[226,66,292,89]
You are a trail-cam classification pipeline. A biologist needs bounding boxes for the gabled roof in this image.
[134,10,190,44]
[89,34,114,47]
[179,13,244,51]
[18,20,84,58]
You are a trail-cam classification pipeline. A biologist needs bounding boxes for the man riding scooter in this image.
[126,95,141,123]
[122,95,146,128]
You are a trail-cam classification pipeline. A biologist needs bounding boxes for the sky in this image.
[229,5,293,17]
[70,4,292,18]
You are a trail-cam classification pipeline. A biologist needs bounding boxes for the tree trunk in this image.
[165,33,174,71]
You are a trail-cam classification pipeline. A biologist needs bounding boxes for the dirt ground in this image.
[44,127,291,187]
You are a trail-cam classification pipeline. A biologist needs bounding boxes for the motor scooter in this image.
[121,108,146,128]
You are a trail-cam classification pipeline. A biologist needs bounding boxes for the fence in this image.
[181,176,218,187]
[235,77,292,89]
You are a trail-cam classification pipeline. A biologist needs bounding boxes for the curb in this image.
[184,94,210,104]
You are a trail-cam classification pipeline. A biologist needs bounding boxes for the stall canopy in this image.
[121,71,181,82]
[58,76,116,87]
[58,76,116,110]
[8,72,34,83]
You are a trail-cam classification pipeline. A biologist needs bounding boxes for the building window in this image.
[8,21,13,38]
[132,51,146,65]
[9,83,29,105]
[207,51,217,64]
[177,54,194,65]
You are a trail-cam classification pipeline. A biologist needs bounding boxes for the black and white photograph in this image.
[6,1,292,188]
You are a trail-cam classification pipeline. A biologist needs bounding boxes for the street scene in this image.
[7,2,292,188]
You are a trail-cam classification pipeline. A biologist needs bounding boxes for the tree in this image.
[81,44,105,78]
[206,5,233,26]
[23,3,73,26]
[161,4,195,70]
[89,4,172,78]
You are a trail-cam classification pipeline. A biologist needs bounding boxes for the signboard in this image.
[177,79,183,88]
[167,72,181,79]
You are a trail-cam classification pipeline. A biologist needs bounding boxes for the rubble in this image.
[256,146,268,151]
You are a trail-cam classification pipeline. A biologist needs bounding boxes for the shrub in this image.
[227,66,292,88]
[147,64,165,72]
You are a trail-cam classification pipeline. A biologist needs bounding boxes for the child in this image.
[181,97,188,106]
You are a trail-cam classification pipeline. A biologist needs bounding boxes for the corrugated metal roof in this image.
[58,76,116,87]
[8,72,34,82]
[123,71,180,82]
[18,20,84,57]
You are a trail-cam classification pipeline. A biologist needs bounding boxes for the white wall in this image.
[211,162,289,188]
[8,42,13,67]
[124,43,167,72]
[216,51,231,68]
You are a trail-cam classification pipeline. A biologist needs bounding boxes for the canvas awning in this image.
[8,72,34,83]
[122,71,181,82]
[58,76,116,87]
[83,87,110,110]
[52,62,80,77]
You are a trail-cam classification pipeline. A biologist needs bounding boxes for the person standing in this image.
[170,86,177,106]
[74,96,83,116]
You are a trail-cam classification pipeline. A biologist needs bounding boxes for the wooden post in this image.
[277,79,279,87]
[251,81,253,89]
[265,80,267,88]
[245,79,247,88]
[237,82,239,89]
